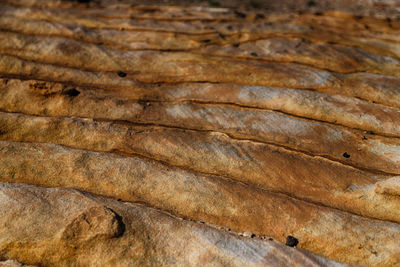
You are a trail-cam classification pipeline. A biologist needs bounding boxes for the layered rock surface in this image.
[0,0,399,266]
[0,182,349,266]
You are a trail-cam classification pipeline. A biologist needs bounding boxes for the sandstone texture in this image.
[0,0,399,266]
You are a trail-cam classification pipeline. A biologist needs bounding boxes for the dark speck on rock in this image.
[285,235,299,247]
[118,71,127,77]
[63,88,80,97]
[250,52,258,57]
[343,152,350,158]
[314,12,323,16]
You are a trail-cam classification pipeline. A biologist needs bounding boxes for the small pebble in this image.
[242,232,253,238]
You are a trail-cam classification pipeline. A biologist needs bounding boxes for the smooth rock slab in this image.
[0,182,347,267]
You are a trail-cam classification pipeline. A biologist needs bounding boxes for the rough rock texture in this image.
[0,182,347,267]
[0,0,399,266]
[0,260,36,267]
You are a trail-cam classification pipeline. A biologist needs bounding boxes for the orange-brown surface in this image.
[0,0,399,266]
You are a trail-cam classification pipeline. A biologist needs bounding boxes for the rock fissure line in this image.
[0,109,397,176]
[1,26,398,76]
[1,40,399,78]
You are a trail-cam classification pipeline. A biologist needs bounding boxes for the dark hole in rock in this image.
[218,33,226,39]
[343,152,350,158]
[250,52,258,57]
[314,12,323,16]
[251,233,256,238]
[364,25,370,30]
[226,25,233,30]
[354,15,363,20]
[233,43,240,48]
[118,71,127,77]
[202,39,211,43]
[285,235,299,247]
[63,88,80,97]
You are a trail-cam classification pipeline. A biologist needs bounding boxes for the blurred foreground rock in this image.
[0,0,399,266]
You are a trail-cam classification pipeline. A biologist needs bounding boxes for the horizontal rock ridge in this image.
[0,0,399,266]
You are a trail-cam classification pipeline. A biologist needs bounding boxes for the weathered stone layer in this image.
[0,182,349,266]
[0,1,399,266]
